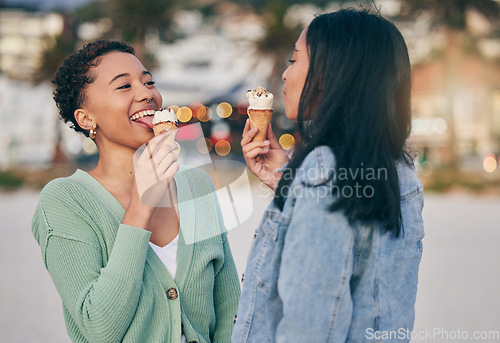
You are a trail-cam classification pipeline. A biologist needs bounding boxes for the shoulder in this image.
[294,146,336,186]
[396,158,423,201]
[35,170,107,235]
[33,172,101,248]
[39,172,88,208]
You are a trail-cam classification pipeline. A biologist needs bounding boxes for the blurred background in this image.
[1,0,500,342]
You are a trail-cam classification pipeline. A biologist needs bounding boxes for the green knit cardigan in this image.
[32,166,240,343]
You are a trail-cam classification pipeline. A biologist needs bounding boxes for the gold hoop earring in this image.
[89,127,96,139]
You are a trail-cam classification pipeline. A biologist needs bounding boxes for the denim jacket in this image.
[232,146,424,343]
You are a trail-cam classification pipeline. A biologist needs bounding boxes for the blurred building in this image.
[150,10,272,107]
[406,8,500,171]
[0,9,64,80]
[410,55,500,170]
[0,76,58,168]
[0,9,65,168]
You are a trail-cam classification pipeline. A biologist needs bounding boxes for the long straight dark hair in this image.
[274,9,412,235]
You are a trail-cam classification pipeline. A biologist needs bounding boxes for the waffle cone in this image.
[153,121,178,141]
[248,109,273,142]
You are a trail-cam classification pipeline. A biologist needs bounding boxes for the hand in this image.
[133,133,180,208]
[241,119,289,190]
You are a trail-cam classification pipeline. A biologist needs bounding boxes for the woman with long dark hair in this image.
[233,9,424,342]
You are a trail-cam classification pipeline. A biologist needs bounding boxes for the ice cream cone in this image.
[248,109,273,142]
[246,86,274,162]
[153,121,178,139]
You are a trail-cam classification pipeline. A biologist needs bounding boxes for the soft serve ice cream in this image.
[152,108,178,136]
[247,86,274,111]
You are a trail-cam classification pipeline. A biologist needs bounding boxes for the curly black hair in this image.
[52,40,135,137]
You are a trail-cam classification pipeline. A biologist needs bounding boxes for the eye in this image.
[288,59,296,64]
[117,84,131,90]
[145,80,156,86]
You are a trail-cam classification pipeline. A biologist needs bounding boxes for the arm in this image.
[275,183,355,342]
[44,224,150,343]
[35,184,151,343]
[212,234,241,343]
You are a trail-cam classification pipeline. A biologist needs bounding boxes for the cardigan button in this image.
[166,288,178,300]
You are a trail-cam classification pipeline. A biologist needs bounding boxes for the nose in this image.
[282,66,289,82]
[137,84,155,103]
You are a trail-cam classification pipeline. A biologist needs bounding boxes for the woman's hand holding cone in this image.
[241,119,289,190]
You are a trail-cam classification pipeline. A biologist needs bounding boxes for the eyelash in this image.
[117,80,155,90]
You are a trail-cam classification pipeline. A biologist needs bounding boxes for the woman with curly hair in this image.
[31,40,240,343]
[233,9,424,342]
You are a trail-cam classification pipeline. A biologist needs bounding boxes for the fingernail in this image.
[263,141,270,145]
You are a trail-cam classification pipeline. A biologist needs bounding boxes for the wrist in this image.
[122,198,154,230]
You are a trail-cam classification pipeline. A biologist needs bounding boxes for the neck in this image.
[90,141,136,192]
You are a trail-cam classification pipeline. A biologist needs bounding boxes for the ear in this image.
[74,109,96,130]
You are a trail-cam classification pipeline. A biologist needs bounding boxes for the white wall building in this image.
[0,9,63,80]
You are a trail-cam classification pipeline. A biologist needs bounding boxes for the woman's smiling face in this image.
[78,51,163,149]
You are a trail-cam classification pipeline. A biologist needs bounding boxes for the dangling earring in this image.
[85,125,96,139]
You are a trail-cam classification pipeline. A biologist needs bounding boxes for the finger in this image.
[241,127,259,147]
[241,121,258,146]
[157,129,178,143]
[146,132,170,151]
[153,153,177,181]
[147,130,177,154]
[149,144,170,165]
[167,161,180,178]
[135,142,155,167]
[155,150,178,169]
[241,140,271,155]
[158,160,179,181]
[170,141,181,156]
[245,147,270,160]
[266,124,281,148]
[152,140,179,156]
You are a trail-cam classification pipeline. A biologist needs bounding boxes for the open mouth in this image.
[130,109,155,121]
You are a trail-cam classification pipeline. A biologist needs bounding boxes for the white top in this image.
[149,235,179,278]
[149,235,186,343]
